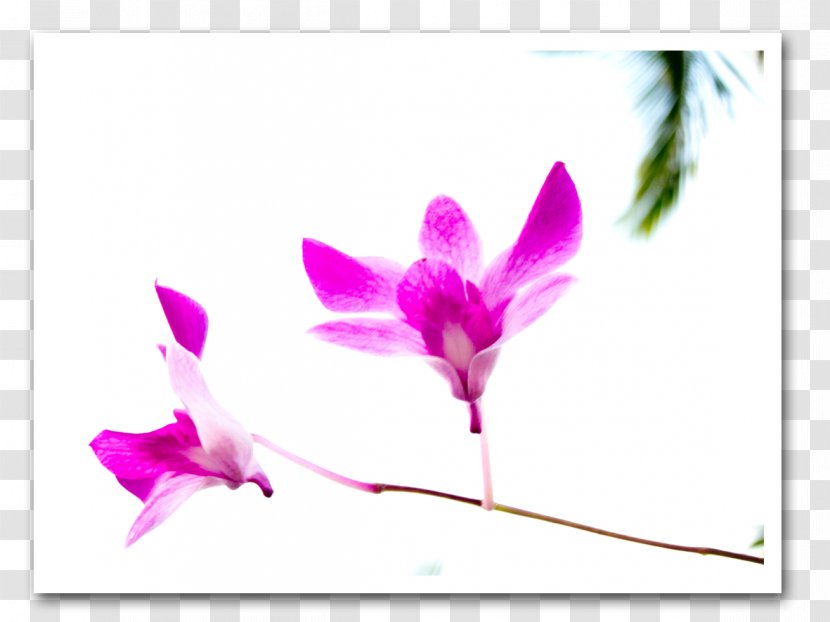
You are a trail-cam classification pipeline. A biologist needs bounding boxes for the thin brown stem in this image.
[374,483,482,507]
[368,484,762,564]
[492,503,764,565]
[255,434,763,565]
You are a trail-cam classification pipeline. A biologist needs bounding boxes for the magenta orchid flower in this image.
[302,162,581,435]
[90,284,272,546]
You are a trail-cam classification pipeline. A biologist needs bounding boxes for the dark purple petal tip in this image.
[468,401,482,434]
[248,472,274,497]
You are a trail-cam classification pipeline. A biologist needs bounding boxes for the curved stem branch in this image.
[253,433,763,565]
[492,503,764,565]
[375,484,481,507]
[252,433,378,494]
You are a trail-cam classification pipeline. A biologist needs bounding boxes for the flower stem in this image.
[491,504,764,565]
[252,433,763,565]
[478,406,494,511]
[251,434,377,494]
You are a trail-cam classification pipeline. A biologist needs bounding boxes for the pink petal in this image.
[498,273,574,341]
[116,477,156,503]
[357,256,407,291]
[303,239,404,313]
[90,411,216,494]
[467,347,501,403]
[90,423,199,479]
[461,281,500,352]
[480,163,582,309]
[423,356,467,401]
[126,473,221,546]
[309,319,427,356]
[166,341,254,482]
[155,282,209,359]
[461,274,572,404]
[419,196,483,282]
[396,259,467,331]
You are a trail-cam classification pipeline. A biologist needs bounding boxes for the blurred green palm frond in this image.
[751,526,764,549]
[623,51,753,236]
[414,560,443,576]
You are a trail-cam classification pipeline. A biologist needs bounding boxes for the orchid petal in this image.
[396,259,467,330]
[464,275,572,401]
[423,356,467,401]
[461,281,500,352]
[156,282,209,359]
[116,477,156,503]
[357,256,406,289]
[126,473,221,546]
[419,196,483,282]
[481,163,582,308]
[303,239,404,313]
[467,347,501,403]
[166,341,253,482]
[499,274,574,341]
[89,411,216,486]
[309,319,427,356]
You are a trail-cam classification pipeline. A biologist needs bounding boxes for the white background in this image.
[34,34,780,593]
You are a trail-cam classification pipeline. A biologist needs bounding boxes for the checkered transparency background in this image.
[0,0,817,620]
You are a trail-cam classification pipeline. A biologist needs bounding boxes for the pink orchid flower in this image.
[90,284,272,546]
[303,162,581,434]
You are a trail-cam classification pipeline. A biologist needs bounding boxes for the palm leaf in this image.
[622,51,751,236]
[751,526,764,549]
